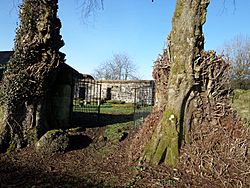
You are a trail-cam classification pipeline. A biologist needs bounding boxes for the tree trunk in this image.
[0,0,65,152]
[141,0,210,166]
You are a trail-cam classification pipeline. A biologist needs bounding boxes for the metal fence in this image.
[72,78,155,127]
[73,78,102,114]
[133,83,155,125]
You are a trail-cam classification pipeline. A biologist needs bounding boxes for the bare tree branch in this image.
[222,35,250,89]
[92,53,139,80]
[221,0,236,14]
[76,0,103,20]
[10,0,21,16]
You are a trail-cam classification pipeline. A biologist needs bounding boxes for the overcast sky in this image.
[1,0,250,79]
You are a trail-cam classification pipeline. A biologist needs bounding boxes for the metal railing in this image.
[73,78,102,114]
[133,82,155,125]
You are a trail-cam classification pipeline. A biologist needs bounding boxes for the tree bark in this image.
[0,0,65,152]
[141,0,210,166]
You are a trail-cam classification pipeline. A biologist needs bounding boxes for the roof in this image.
[82,74,94,80]
[0,51,91,80]
[0,50,81,75]
[98,80,153,84]
[0,51,13,65]
[59,62,82,78]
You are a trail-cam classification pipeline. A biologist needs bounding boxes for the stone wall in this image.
[99,80,154,103]
[51,63,81,129]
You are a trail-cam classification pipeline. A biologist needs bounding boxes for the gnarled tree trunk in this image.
[0,0,65,152]
[139,0,210,166]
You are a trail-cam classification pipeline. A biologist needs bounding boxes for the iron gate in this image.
[73,78,102,114]
[133,82,155,125]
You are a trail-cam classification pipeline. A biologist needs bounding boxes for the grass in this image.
[104,121,134,142]
[72,102,152,127]
[100,103,134,115]
[95,120,137,160]
[73,100,153,117]
[90,120,137,160]
[73,102,135,115]
[231,89,250,127]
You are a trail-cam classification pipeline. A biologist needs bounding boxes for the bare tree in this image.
[93,53,139,80]
[222,35,250,89]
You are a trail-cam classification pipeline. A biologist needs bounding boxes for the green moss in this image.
[201,11,207,25]
[161,108,179,125]
[67,127,85,133]
[173,1,184,18]
[143,126,161,163]
[40,129,69,145]
[7,143,16,154]
[160,109,179,166]
[151,133,169,163]
[46,129,64,134]
[104,121,133,142]
[165,137,179,165]
[143,108,180,166]
[47,129,69,143]
[0,106,4,126]
[171,62,185,76]
[201,1,210,25]
[26,128,39,145]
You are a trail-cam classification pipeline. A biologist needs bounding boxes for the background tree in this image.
[222,35,250,89]
[93,53,139,80]
[0,0,65,152]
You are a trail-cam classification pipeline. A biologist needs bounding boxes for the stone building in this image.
[73,74,95,100]
[0,50,82,129]
[51,63,82,128]
[99,80,155,103]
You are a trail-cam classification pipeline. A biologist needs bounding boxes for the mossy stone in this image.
[35,129,69,155]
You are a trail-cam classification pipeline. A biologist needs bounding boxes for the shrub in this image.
[106,100,126,104]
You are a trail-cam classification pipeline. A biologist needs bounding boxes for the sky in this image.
[0,0,250,80]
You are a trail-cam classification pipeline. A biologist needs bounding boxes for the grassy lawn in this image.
[231,89,250,127]
[73,102,135,115]
[74,99,153,116]
[100,103,134,115]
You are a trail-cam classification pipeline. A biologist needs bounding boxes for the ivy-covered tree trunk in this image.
[0,0,65,152]
[140,0,210,165]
